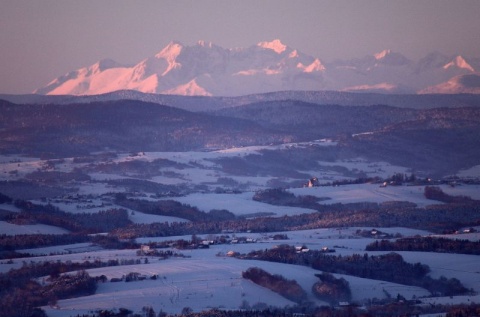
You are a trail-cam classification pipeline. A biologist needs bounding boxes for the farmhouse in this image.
[295,245,310,253]
[139,244,155,255]
[304,177,320,187]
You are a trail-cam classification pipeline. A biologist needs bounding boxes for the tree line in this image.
[109,200,480,240]
[312,272,351,305]
[115,194,235,222]
[424,186,479,204]
[8,199,132,233]
[0,254,171,317]
[0,267,96,317]
[242,267,307,304]
[4,192,480,246]
[0,233,138,259]
[366,236,480,255]
[62,302,480,317]
[239,245,470,297]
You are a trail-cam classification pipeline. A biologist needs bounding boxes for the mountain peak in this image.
[257,39,287,54]
[34,40,480,96]
[155,41,184,59]
[374,49,392,60]
[373,49,410,66]
[164,79,212,96]
[289,50,299,58]
[443,55,475,72]
[196,40,213,48]
[298,58,325,73]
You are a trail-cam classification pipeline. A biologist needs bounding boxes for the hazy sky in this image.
[1,0,480,94]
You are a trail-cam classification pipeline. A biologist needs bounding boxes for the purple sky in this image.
[1,0,480,94]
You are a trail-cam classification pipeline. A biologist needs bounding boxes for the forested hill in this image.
[211,101,419,138]
[213,100,480,132]
[0,99,291,157]
[2,97,480,177]
[2,90,480,111]
[211,100,480,176]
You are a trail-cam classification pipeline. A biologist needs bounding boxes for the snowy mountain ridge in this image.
[34,39,480,96]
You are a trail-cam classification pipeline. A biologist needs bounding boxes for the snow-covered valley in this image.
[1,144,480,317]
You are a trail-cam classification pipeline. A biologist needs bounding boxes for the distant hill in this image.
[212,101,419,138]
[1,97,480,177]
[0,99,291,157]
[2,90,480,112]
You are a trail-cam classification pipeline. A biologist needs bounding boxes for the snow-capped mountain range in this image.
[34,39,480,96]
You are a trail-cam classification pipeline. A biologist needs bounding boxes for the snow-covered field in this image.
[42,256,433,317]
[1,215,479,316]
[458,164,480,178]
[0,147,409,188]
[290,183,480,207]
[1,149,480,317]
[156,183,480,218]
[162,192,317,217]
[1,227,476,316]
[34,228,480,316]
[0,221,69,235]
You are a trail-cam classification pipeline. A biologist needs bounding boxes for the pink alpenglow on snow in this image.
[257,39,288,54]
[34,40,479,97]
